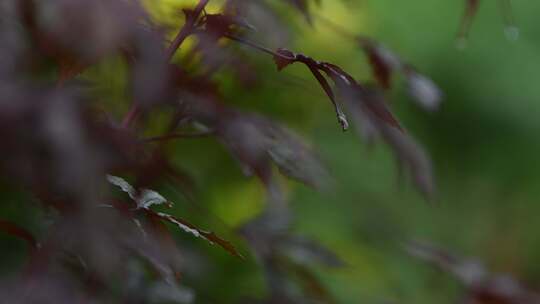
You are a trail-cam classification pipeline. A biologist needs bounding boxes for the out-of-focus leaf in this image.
[406,240,540,304]
[280,236,344,267]
[219,113,330,190]
[148,281,195,304]
[357,39,443,111]
[360,41,402,89]
[265,124,331,190]
[240,206,339,304]
[287,262,337,304]
[344,88,435,199]
[405,68,443,112]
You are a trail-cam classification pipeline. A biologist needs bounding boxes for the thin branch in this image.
[224,34,294,60]
[142,130,215,143]
[223,34,351,131]
[123,0,210,129]
[312,13,358,41]
[312,13,372,47]
[166,0,210,61]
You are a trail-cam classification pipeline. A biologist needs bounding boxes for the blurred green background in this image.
[3,0,540,303]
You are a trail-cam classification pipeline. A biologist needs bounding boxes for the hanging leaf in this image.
[356,39,443,111]
[272,48,405,131]
[344,88,435,199]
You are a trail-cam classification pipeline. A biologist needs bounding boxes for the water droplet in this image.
[455,37,468,50]
[505,26,519,41]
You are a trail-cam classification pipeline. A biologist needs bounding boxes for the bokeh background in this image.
[3,0,540,303]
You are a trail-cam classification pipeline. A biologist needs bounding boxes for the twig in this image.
[166,0,210,61]
[312,13,372,46]
[224,34,295,60]
[123,0,210,129]
[142,130,215,143]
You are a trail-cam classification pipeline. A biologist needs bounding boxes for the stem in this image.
[312,13,371,46]
[313,13,358,40]
[123,0,210,129]
[166,0,210,61]
[224,34,295,61]
[143,131,215,143]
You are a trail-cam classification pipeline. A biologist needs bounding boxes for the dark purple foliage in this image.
[0,0,447,303]
[407,240,540,304]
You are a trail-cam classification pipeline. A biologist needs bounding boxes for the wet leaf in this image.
[147,210,243,259]
[107,175,172,209]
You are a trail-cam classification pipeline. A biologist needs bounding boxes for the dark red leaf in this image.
[362,43,399,89]
[0,219,38,249]
[272,48,351,130]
